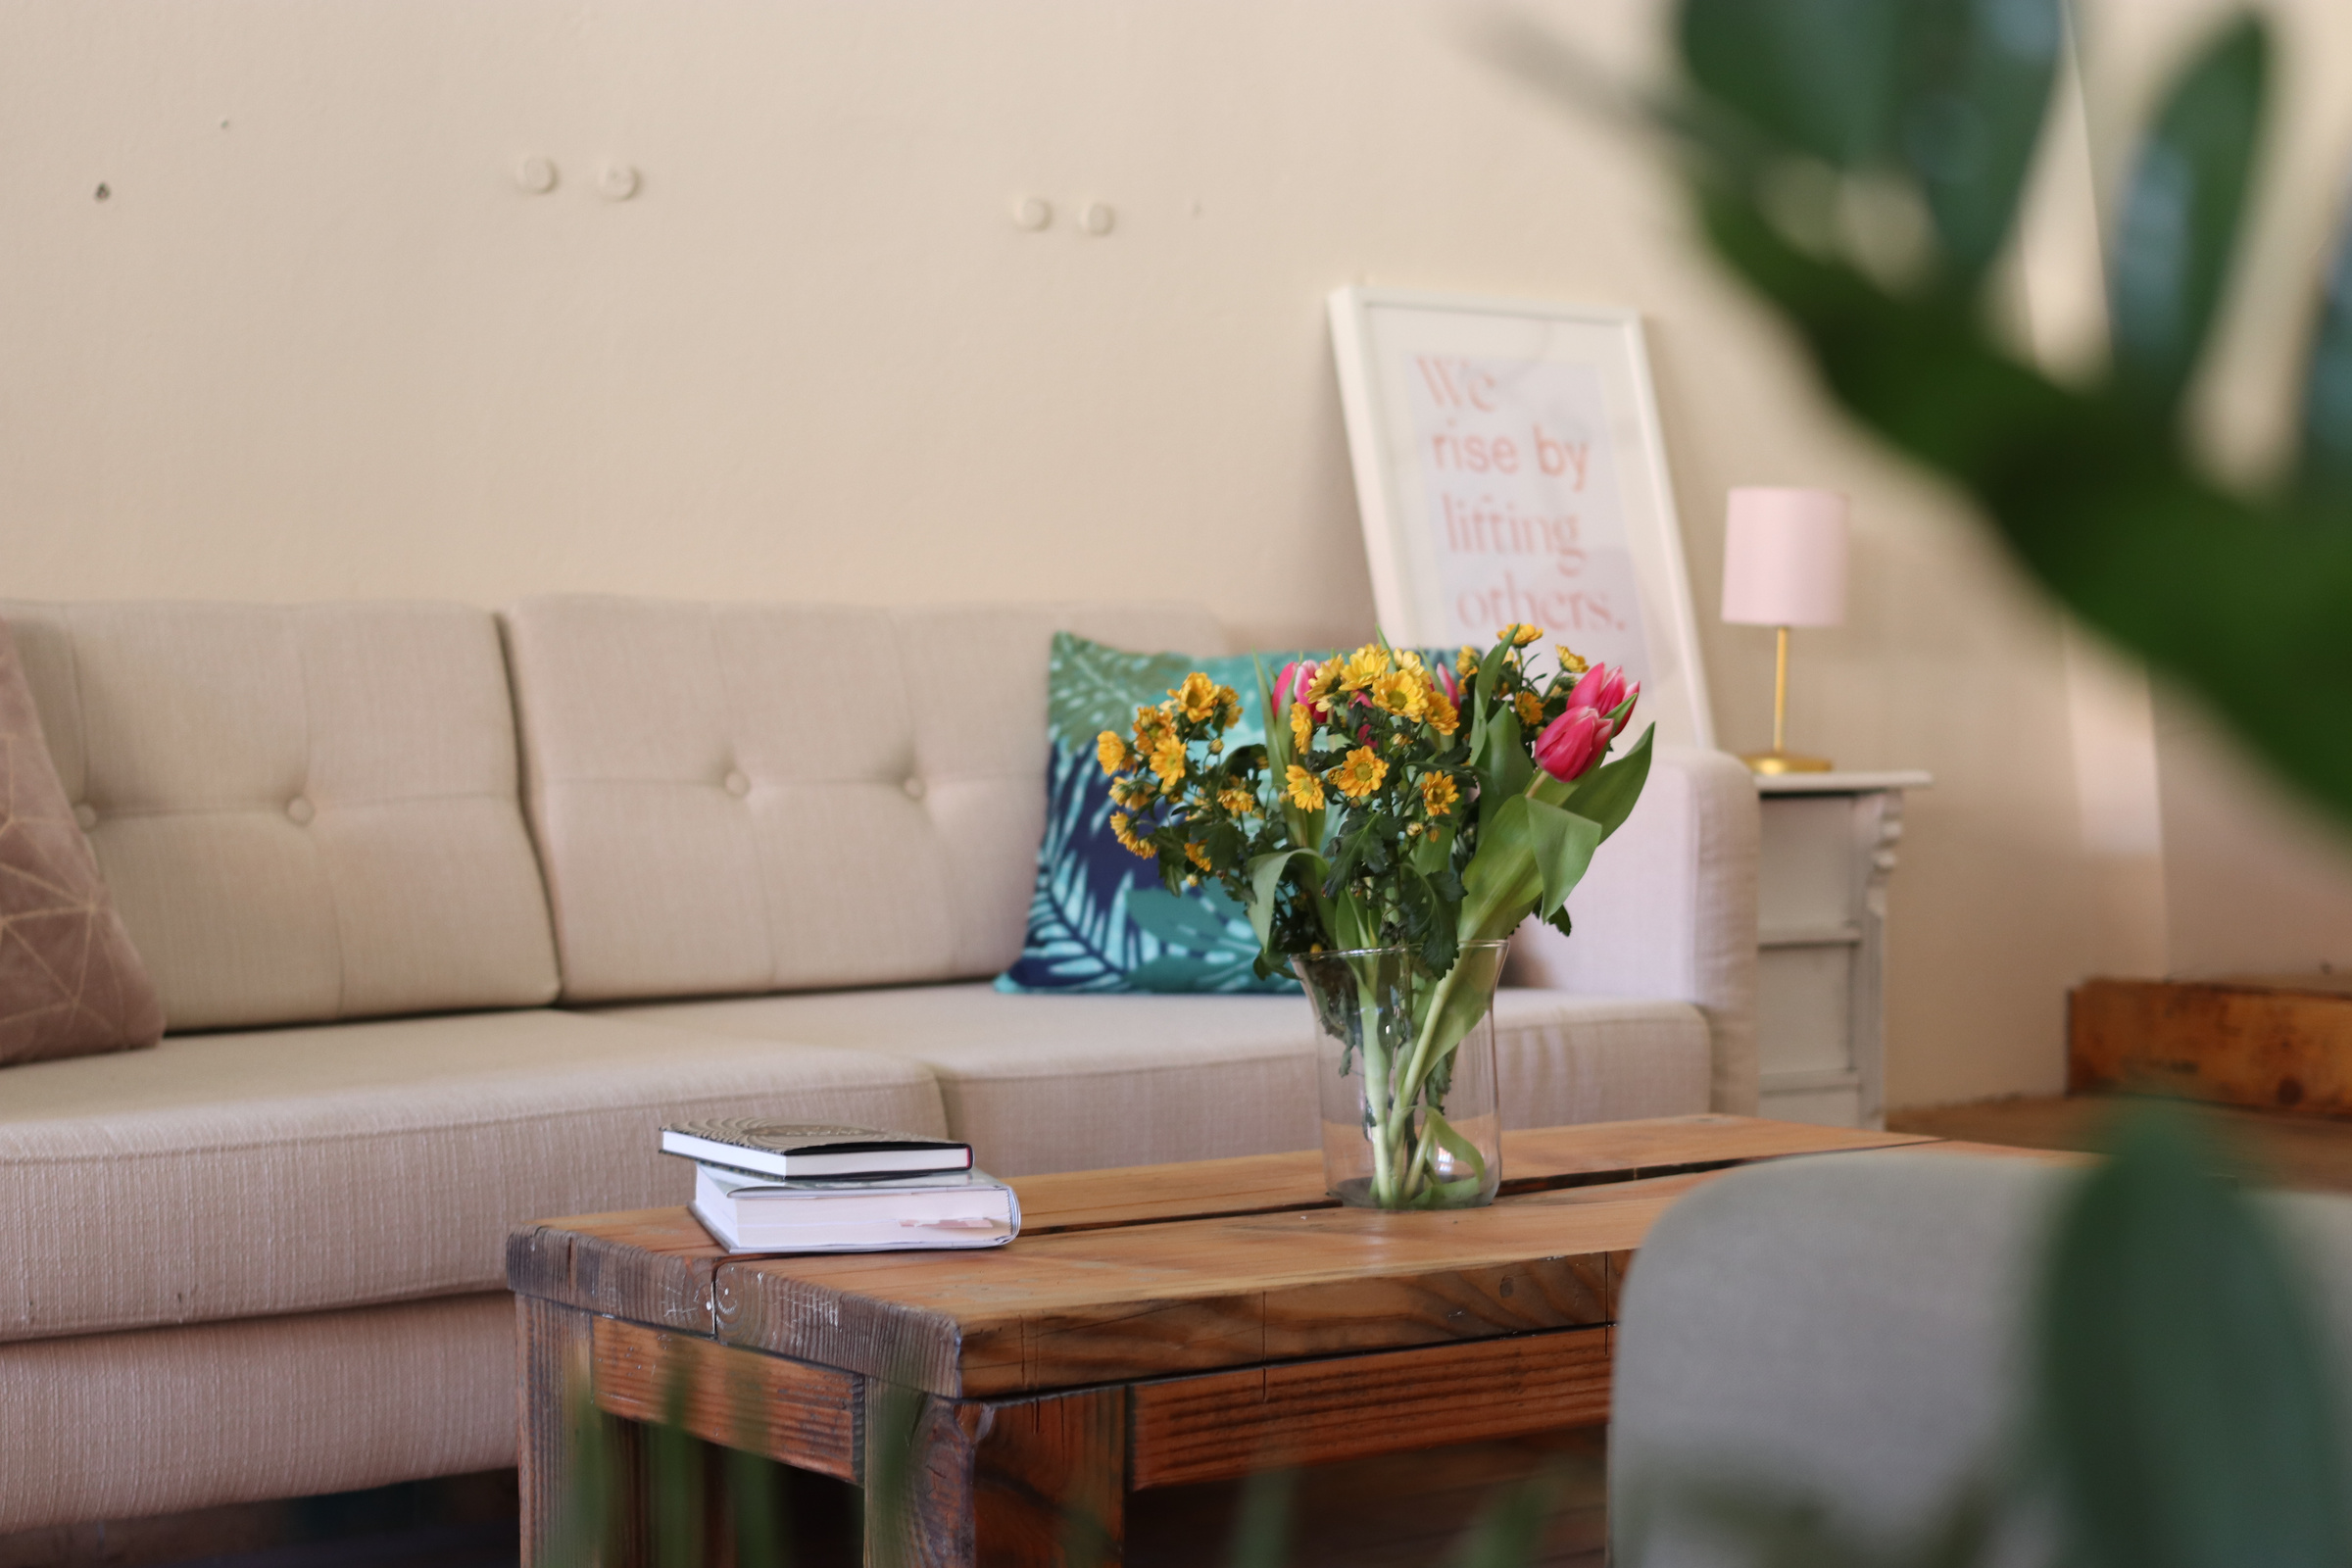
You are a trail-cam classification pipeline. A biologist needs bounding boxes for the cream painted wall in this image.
[4,0,2327,1107]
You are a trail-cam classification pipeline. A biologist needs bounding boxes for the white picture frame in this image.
[1328,286,1716,751]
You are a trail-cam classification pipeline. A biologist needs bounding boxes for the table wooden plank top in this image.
[508,1115,1938,1398]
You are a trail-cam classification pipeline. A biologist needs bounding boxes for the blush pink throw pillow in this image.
[0,621,164,1064]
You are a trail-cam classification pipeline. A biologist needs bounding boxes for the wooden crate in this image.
[2071,976,2352,1116]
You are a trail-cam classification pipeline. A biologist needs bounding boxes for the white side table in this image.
[1753,770,1932,1129]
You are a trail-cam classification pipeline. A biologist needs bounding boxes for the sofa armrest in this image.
[1504,747,1761,1114]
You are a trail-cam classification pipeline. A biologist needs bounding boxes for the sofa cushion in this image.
[502,597,1223,1003]
[599,983,1713,1176]
[0,602,561,1032]
[0,1009,946,1343]
[0,620,164,1063]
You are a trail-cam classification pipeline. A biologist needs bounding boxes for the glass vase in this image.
[1293,941,1506,1210]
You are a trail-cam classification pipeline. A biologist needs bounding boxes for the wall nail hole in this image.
[93,183,110,202]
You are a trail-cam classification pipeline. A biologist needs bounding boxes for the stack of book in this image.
[662,1119,1020,1255]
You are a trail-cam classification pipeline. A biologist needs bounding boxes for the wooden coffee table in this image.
[508,1115,1943,1565]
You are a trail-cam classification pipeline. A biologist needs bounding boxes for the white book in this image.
[689,1163,1020,1255]
[661,1119,973,1180]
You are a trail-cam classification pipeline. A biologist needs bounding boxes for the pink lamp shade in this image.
[1720,488,1849,628]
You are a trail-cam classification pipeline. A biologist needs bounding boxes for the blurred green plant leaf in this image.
[1226,1468,1298,1568]
[1446,1462,1567,1568]
[1894,0,2064,278]
[1680,0,1906,168]
[2108,17,2270,413]
[2037,1101,2350,1568]
[650,1358,703,1568]
[2296,202,2352,512]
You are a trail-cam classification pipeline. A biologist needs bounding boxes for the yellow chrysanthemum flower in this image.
[1171,672,1223,724]
[1514,691,1545,726]
[1338,644,1392,693]
[1332,747,1389,800]
[1288,700,1312,754]
[1218,784,1255,815]
[1216,688,1244,730]
[1457,646,1481,676]
[1109,812,1153,858]
[1554,644,1590,677]
[1419,772,1459,818]
[1097,731,1131,776]
[1133,705,1169,751]
[1184,841,1212,871]
[1425,687,1460,736]
[1499,623,1543,647]
[1285,764,1327,810]
[1369,669,1427,719]
[1149,734,1188,785]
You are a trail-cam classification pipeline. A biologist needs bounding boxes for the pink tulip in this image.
[1274,659,1325,718]
[1435,662,1462,706]
[1533,707,1611,782]
[1566,663,1639,736]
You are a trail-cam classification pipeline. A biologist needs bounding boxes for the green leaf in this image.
[2297,201,2352,513]
[1244,849,1314,954]
[1522,797,1604,920]
[1461,794,1544,941]
[1459,794,1599,938]
[2037,1100,2351,1568]
[1332,888,1374,953]
[1475,709,1531,831]
[1549,723,1655,841]
[1679,0,1906,168]
[1895,0,2064,279]
[2108,16,2270,413]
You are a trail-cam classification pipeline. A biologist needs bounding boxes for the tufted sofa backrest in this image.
[501,597,1223,1004]
[0,602,562,1033]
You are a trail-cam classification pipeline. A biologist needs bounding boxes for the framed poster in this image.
[1328,287,1715,750]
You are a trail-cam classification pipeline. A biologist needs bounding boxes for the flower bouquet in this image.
[1096,624,1651,1209]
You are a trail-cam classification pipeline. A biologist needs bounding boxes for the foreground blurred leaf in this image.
[1225,1468,1298,1568]
[650,1359,703,1568]
[1680,0,1906,168]
[2037,1102,2349,1568]
[2108,17,2270,413]
[1689,177,2352,825]
[1446,1463,1566,1568]
[1894,0,2064,278]
[2297,200,2352,514]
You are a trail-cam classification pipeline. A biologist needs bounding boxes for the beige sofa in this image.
[0,597,1758,1534]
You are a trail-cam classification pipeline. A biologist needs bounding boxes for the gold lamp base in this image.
[1742,625,1832,776]
[1741,749,1834,775]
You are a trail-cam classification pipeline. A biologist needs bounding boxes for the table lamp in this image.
[1721,487,1847,774]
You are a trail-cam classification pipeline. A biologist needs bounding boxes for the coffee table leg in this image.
[518,1297,593,1566]
[864,1384,1127,1567]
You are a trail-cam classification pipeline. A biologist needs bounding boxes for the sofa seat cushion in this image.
[0,1010,945,1344]
[597,983,1713,1177]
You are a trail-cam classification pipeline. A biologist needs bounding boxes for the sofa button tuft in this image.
[73,804,97,831]
[724,770,751,798]
[903,776,927,801]
[286,797,315,825]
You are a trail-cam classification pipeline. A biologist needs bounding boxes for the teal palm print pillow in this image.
[997,632,1316,995]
